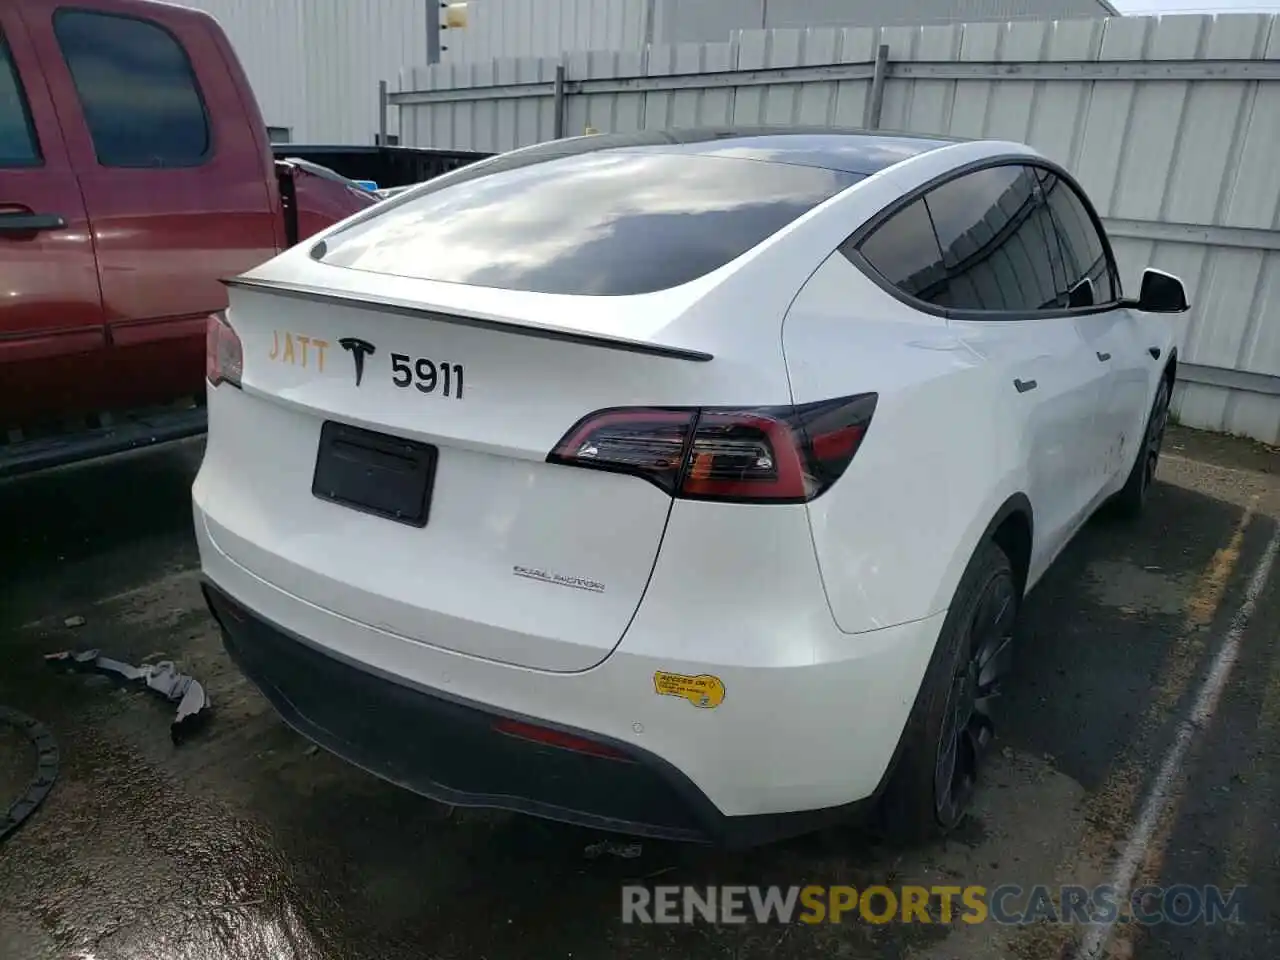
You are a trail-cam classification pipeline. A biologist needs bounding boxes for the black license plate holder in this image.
[312,421,437,527]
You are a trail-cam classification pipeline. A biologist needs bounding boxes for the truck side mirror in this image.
[1137,268,1189,314]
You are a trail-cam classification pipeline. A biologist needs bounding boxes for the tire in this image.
[876,540,1019,842]
[1110,374,1171,520]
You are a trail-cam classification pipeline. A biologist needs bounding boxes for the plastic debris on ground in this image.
[0,706,59,844]
[44,649,209,743]
[583,839,642,859]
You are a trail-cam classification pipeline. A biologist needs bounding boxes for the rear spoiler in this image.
[222,277,714,363]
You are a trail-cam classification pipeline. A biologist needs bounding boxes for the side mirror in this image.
[1136,268,1189,313]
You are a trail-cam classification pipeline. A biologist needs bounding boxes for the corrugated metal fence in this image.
[392,14,1280,444]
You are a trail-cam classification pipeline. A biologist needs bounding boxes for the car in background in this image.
[195,128,1185,846]
[0,0,378,477]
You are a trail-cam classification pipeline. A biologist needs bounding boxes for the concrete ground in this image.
[0,425,1277,960]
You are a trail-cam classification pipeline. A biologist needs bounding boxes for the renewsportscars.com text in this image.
[621,884,1246,926]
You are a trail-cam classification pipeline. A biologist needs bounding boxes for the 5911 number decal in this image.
[390,353,464,399]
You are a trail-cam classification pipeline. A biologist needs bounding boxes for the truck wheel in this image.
[877,540,1017,841]
[1110,375,1171,520]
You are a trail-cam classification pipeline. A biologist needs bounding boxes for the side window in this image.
[0,32,41,167]
[923,165,1065,313]
[1041,173,1119,304]
[854,199,947,301]
[54,11,210,168]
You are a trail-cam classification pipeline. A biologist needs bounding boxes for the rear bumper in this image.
[203,580,870,846]
[193,485,946,843]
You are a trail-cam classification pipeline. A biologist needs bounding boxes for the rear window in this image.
[0,32,40,167]
[320,151,859,296]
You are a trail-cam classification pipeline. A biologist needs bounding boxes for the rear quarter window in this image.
[851,198,946,301]
[320,151,859,296]
[54,10,210,168]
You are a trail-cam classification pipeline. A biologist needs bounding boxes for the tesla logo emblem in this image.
[339,337,376,386]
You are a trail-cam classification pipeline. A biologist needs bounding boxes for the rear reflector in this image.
[492,717,633,761]
[206,312,243,389]
[548,394,877,503]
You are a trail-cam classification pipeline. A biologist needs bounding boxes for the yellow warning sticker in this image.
[653,671,726,709]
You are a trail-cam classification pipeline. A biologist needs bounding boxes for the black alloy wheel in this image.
[933,569,1016,827]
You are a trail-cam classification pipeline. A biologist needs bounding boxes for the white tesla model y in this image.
[195,128,1187,846]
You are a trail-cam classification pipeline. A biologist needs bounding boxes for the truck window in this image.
[0,32,40,167]
[53,10,210,168]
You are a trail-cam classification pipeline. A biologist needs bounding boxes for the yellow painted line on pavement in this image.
[1141,506,1253,726]
[1073,502,1257,957]
[1078,520,1280,959]
[1186,512,1250,627]
[1218,589,1280,889]
[1114,504,1256,956]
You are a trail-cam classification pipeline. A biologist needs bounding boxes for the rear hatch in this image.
[206,282,737,672]
[200,146,858,672]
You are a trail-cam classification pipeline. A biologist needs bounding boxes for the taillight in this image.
[206,312,243,388]
[547,394,877,503]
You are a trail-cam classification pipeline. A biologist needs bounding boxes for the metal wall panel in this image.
[444,0,1116,64]
[441,0,651,64]
[176,0,430,143]
[302,0,432,143]
[394,13,1280,443]
[443,0,775,61]
[175,0,1120,145]
[758,0,1116,30]
[175,0,307,136]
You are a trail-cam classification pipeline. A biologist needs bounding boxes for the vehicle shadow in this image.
[0,439,204,624]
[1005,478,1252,789]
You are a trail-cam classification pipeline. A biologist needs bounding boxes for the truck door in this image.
[0,9,106,427]
[20,0,279,411]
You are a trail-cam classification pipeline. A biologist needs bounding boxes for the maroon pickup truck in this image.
[0,0,378,475]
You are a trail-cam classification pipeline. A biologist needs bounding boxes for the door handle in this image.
[0,211,66,234]
[1014,378,1038,394]
[1096,351,1112,362]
